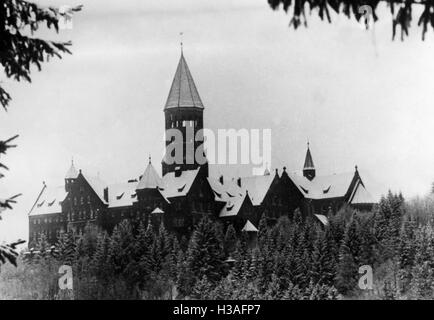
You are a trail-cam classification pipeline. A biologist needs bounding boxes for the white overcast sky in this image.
[1,0,434,243]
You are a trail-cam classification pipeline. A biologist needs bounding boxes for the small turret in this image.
[65,159,78,192]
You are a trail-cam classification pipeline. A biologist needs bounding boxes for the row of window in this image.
[68,209,96,222]
[32,216,64,225]
[169,120,200,129]
[31,229,63,240]
[71,195,92,206]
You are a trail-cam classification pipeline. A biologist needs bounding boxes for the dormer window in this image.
[300,186,309,194]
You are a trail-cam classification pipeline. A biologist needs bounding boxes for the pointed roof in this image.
[164,52,204,110]
[303,143,315,170]
[242,220,259,232]
[152,207,164,214]
[65,160,78,179]
[136,158,163,190]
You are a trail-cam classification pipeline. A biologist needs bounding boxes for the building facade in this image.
[28,52,374,248]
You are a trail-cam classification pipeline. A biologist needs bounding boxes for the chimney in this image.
[219,175,224,185]
[237,177,241,188]
[103,187,109,203]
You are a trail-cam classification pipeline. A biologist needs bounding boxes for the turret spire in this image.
[137,160,162,190]
[303,142,316,180]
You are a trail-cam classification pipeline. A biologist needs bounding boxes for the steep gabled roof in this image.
[81,173,108,204]
[350,184,375,204]
[136,160,163,190]
[164,52,204,110]
[240,174,275,206]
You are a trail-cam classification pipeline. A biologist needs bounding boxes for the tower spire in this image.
[303,142,316,180]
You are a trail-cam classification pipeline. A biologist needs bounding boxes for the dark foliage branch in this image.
[0,1,80,266]
[267,0,434,40]
[0,134,22,266]
[0,239,25,266]
[0,0,82,110]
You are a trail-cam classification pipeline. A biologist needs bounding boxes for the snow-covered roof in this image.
[136,161,163,190]
[207,177,244,202]
[314,214,329,226]
[165,53,204,110]
[84,174,108,204]
[239,174,275,206]
[242,220,259,232]
[152,207,164,214]
[208,174,274,207]
[65,161,78,179]
[219,192,248,217]
[288,171,355,200]
[29,185,67,216]
[350,184,375,204]
[161,168,200,198]
[107,182,137,208]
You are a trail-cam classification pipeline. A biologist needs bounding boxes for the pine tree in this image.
[357,215,378,266]
[310,228,336,286]
[153,222,172,272]
[181,216,225,296]
[223,224,237,257]
[76,223,98,258]
[91,231,111,280]
[35,232,51,257]
[257,213,268,249]
[191,275,213,299]
[55,230,77,266]
[335,223,359,295]
[107,220,134,275]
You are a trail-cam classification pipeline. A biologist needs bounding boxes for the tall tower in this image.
[162,50,207,176]
[303,142,316,181]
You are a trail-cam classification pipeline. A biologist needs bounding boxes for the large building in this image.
[28,51,374,247]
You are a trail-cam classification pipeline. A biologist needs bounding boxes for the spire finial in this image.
[148,154,152,164]
[307,139,310,149]
[180,32,183,54]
